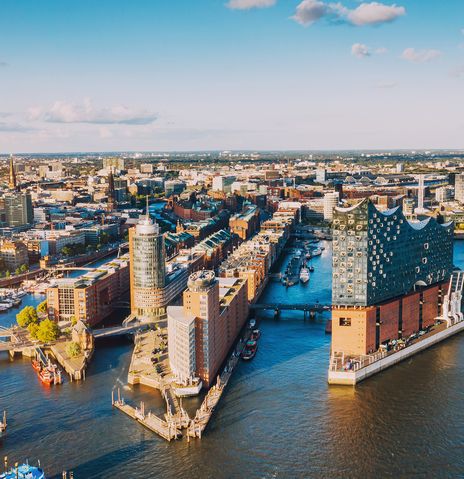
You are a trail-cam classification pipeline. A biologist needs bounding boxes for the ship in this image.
[300,267,310,284]
[0,463,46,479]
[241,340,258,360]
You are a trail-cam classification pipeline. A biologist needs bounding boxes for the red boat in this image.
[38,368,54,386]
[32,359,42,372]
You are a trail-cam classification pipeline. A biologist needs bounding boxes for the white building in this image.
[316,168,327,183]
[455,174,464,204]
[167,306,196,384]
[212,175,235,193]
[323,192,339,221]
[435,186,452,203]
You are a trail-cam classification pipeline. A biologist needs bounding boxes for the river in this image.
[1,241,464,478]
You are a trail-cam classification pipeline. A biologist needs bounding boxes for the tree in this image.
[37,300,48,315]
[66,341,81,358]
[5,271,10,278]
[17,305,39,328]
[70,316,77,326]
[35,319,60,343]
[61,246,72,257]
[28,322,39,340]
[19,264,28,273]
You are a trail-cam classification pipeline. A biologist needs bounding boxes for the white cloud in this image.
[351,43,371,58]
[292,1,405,27]
[291,0,328,26]
[226,0,276,10]
[28,99,157,125]
[345,2,405,26]
[401,48,442,63]
[375,47,388,54]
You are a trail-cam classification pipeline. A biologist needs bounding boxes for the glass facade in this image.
[332,199,454,307]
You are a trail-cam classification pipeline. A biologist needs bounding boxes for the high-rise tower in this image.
[129,202,166,321]
[107,167,116,212]
[8,155,18,191]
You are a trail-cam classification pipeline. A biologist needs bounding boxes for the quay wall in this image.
[328,319,464,385]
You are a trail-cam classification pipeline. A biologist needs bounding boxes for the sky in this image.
[0,0,463,153]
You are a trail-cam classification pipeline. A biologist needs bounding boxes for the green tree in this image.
[28,322,39,340]
[16,305,39,328]
[19,264,28,273]
[37,300,48,315]
[66,341,81,358]
[5,271,10,278]
[61,246,72,257]
[14,268,20,275]
[70,316,77,326]
[35,319,60,343]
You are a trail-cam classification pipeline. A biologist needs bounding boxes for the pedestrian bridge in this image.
[250,303,331,313]
[92,322,148,338]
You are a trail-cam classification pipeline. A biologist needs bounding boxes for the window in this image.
[339,318,351,327]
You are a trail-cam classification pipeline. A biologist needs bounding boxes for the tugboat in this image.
[241,340,258,360]
[300,267,310,284]
[0,462,46,479]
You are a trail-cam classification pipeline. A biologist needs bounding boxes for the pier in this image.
[112,389,181,441]
[0,410,6,433]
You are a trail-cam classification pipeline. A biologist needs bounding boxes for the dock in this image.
[187,335,247,439]
[112,389,181,441]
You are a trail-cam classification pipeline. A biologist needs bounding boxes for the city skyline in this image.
[0,0,464,152]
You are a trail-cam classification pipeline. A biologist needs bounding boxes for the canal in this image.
[1,241,464,478]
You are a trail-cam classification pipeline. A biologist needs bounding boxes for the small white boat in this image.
[300,268,310,284]
[311,248,322,257]
[248,319,256,329]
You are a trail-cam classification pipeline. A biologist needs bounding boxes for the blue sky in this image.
[0,0,463,152]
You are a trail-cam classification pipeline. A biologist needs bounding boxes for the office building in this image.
[229,204,260,241]
[167,271,248,388]
[4,192,34,227]
[455,173,464,204]
[323,192,339,221]
[129,211,166,321]
[0,240,29,271]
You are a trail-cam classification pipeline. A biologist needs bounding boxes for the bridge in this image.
[92,321,148,338]
[0,326,35,352]
[250,303,331,319]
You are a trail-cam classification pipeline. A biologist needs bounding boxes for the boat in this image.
[300,267,310,284]
[38,368,54,386]
[32,359,42,372]
[241,340,258,360]
[250,329,261,340]
[311,248,322,257]
[309,265,314,273]
[248,319,256,329]
[305,253,311,260]
[0,463,46,479]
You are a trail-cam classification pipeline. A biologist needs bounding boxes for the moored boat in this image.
[300,267,310,284]
[248,319,256,329]
[241,340,258,360]
[250,329,260,341]
[0,463,46,479]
